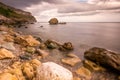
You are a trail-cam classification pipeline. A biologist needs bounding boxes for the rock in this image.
[75,66,91,80]
[0,48,15,59]
[22,62,34,79]
[73,77,81,80]
[61,53,81,66]
[4,34,14,42]
[36,49,49,58]
[15,35,40,46]
[39,43,46,49]
[1,42,15,51]
[83,60,106,72]
[36,62,73,80]
[45,39,61,49]
[84,47,120,72]
[63,42,74,50]
[7,68,25,80]
[49,18,58,25]
[0,73,18,80]
[19,54,32,60]
[26,47,35,53]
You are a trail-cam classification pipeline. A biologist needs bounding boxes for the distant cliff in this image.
[0,2,36,25]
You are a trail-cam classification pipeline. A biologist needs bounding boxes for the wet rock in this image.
[49,18,58,25]
[84,47,120,72]
[39,43,47,49]
[19,54,32,60]
[7,68,25,80]
[75,66,91,80]
[26,47,35,53]
[83,60,106,72]
[22,59,41,80]
[45,39,61,49]
[36,49,49,58]
[36,62,73,80]
[22,62,34,79]
[0,48,15,59]
[1,42,15,51]
[0,73,18,80]
[61,53,81,66]
[62,42,74,50]
[15,35,40,46]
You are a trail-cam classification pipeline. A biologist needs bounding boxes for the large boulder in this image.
[36,62,73,80]
[84,47,120,72]
[49,18,58,25]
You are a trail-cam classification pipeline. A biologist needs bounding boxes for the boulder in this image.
[0,73,18,80]
[83,60,106,72]
[62,42,74,50]
[36,62,73,80]
[45,39,61,49]
[75,66,91,80]
[59,42,74,51]
[61,53,81,66]
[15,35,40,46]
[0,48,15,59]
[84,47,120,72]
[49,18,58,25]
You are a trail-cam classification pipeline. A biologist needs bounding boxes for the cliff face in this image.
[0,2,36,25]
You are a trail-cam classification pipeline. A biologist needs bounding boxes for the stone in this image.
[4,34,14,42]
[61,54,81,66]
[21,59,41,80]
[45,39,61,49]
[75,66,91,80]
[83,60,106,72]
[84,47,120,72]
[73,77,81,80]
[26,47,35,53]
[0,48,15,59]
[7,68,25,80]
[36,49,49,58]
[49,18,58,25]
[15,35,40,47]
[1,42,15,51]
[39,43,46,49]
[59,42,74,51]
[0,73,18,80]
[36,62,73,80]
[63,42,74,50]
[22,62,34,80]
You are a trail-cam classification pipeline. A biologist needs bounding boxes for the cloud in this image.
[0,0,64,9]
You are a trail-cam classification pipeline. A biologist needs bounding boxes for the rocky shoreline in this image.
[0,25,119,80]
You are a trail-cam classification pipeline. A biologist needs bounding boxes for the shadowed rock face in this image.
[49,18,58,25]
[0,2,36,25]
[84,47,120,72]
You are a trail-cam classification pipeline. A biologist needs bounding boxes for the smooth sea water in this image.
[16,22,120,58]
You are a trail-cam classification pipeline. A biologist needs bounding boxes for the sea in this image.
[16,22,120,59]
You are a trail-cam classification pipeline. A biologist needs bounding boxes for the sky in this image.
[0,0,120,22]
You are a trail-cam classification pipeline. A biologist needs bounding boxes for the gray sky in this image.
[0,0,120,22]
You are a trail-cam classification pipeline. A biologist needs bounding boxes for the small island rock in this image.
[49,18,58,25]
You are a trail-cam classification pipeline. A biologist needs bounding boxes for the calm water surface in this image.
[16,22,120,58]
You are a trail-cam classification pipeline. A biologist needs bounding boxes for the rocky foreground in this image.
[0,25,120,80]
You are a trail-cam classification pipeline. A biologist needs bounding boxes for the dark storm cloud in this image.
[0,0,63,9]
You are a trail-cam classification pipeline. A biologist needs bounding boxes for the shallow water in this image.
[16,22,120,59]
